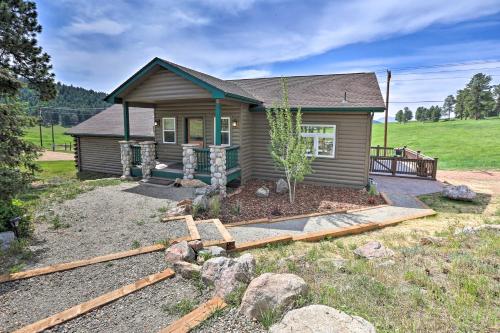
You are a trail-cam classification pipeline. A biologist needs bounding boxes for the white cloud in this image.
[65,19,129,36]
[227,69,272,79]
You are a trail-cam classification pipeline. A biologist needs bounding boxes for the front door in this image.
[187,118,204,147]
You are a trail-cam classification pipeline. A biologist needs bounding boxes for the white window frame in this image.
[213,117,231,146]
[162,117,176,144]
[301,124,336,158]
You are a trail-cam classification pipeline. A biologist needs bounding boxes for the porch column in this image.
[119,140,136,180]
[182,144,198,179]
[139,141,156,180]
[209,145,226,197]
[123,101,130,141]
[214,99,222,145]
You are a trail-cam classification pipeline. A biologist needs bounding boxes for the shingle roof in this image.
[66,104,154,138]
[229,73,385,109]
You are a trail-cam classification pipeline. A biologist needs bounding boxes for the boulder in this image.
[0,231,15,250]
[165,241,196,263]
[276,179,288,194]
[193,195,209,210]
[206,246,227,257]
[201,254,256,299]
[239,273,308,320]
[354,241,394,260]
[173,261,201,279]
[442,185,476,201]
[256,186,270,198]
[269,304,376,333]
[181,179,207,188]
[188,240,204,252]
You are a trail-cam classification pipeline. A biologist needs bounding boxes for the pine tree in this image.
[415,106,427,122]
[491,84,500,117]
[403,107,413,123]
[395,109,404,123]
[442,95,456,120]
[455,89,467,120]
[465,73,494,120]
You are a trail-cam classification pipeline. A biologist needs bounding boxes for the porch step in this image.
[143,177,175,186]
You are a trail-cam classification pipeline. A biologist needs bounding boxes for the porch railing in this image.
[226,145,239,170]
[131,144,142,166]
[194,147,210,173]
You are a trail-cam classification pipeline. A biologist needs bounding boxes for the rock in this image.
[165,241,196,263]
[0,231,16,250]
[188,240,203,252]
[201,254,256,299]
[276,179,288,194]
[180,179,207,188]
[206,246,227,257]
[442,185,476,201]
[239,273,308,320]
[454,224,500,235]
[193,195,209,210]
[255,186,270,198]
[174,178,182,187]
[173,261,201,279]
[354,241,394,260]
[269,304,376,333]
[164,206,187,218]
[420,236,445,246]
[177,199,192,207]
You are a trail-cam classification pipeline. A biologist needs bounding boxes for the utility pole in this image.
[38,108,43,147]
[383,69,392,149]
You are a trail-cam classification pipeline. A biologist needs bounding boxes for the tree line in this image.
[395,73,500,124]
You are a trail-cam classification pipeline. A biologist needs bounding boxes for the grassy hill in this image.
[371,118,500,170]
[24,125,73,151]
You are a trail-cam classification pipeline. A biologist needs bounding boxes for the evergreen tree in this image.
[491,84,500,117]
[429,105,442,122]
[465,73,494,120]
[442,95,456,120]
[395,109,404,123]
[415,106,427,122]
[1,0,56,235]
[403,107,413,122]
[455,89,467,120]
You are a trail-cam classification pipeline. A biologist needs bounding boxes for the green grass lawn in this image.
[371,117,500,170]
[24,125,73,151]
[35,160,76,181]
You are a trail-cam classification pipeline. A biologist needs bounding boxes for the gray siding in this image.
[78,136,149,175]
[154,100,241,162]
[249,112,372,187]
[125,68,211,102]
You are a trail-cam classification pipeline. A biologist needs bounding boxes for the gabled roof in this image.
[66,104,154,138]
[104,57,385,111]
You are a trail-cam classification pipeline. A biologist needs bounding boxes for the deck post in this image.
[215,99,222,145]
[139,141,156,180]
[209,145,226,197]
[182,144,198,179]
[119,140,136,180]
[123,101,130,141]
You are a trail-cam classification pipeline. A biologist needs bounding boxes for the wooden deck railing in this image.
[194,147,210,173]
[369,146,438,179]
[226,146,239,170]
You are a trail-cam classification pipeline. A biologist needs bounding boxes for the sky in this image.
[35,0,500,116]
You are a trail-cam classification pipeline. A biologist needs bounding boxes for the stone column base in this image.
[119,140,136,180]
[182,144,198,180]
[209,145,227,196]
[139,141,156,180]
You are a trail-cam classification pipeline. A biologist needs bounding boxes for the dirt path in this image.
[38,150,74,161]
[438,170,500,195]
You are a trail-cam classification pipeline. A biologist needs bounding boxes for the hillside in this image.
[371,118,500,170]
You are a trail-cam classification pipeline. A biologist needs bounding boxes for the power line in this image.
[378,74,500,83]
[373,59,500,73]
[390,66,500,76]
[389,101,444,104]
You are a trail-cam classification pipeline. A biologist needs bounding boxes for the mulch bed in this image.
[208,180,384,223]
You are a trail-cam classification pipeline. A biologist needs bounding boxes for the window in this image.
[213,117,230,145]
[162,117,176,143]
[301,124,336,157]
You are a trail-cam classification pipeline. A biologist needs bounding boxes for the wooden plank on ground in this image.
[202,239,228,249]
[292,223,380,242]
[13,269,175,333]
[162,215,190,222]
[185,215,201,240]
[158,297,227,333]
[230,235,293,252]
[0,244,166,284]
[211,219,235,250]
[380,192,393,206]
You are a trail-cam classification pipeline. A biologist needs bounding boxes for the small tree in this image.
[266,78,314,203]
[442,95,456,120]
[395,109,404,123]
[403,107,413,122]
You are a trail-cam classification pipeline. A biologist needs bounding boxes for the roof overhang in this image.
[249,106,386,112]
[104,57,261,105]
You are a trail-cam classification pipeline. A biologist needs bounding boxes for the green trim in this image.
[104,57,258,103]
[215,100,222,145]
[226,169,241,183]
[151,169,184,179]
[194,174,211,184]
[131,167,142,177]
[224,92,261,105]
[123,102,130,140]
[249,106,385,113]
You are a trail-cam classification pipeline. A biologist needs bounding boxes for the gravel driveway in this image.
[29,182,195,268]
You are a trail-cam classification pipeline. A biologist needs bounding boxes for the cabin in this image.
[68,57,385,193]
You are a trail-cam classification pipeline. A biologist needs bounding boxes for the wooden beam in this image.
[158,297,226,333]
[14,269,175,333]
[0,244,166,284]
[211,219,235,250]
[380,192,393,205]
[292,223,379,242]
[230,235,293,252]
[185,215,201,240]
[161,215,191,222]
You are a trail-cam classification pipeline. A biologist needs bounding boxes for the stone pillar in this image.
[182,144,198,180]
[119,140,136,180]
[139,141,156,180]
[209,145,226,196]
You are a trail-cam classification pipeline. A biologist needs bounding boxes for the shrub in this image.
[209,196,221,217]
[0,199,31,237]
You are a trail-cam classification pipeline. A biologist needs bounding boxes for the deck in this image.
[369,146,438,179]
